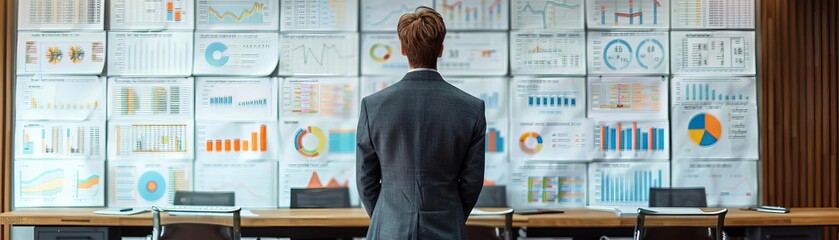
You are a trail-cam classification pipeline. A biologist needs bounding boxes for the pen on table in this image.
[119,207,133,212]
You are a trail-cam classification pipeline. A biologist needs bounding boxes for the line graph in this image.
[362,0,432,31]
[514,0,584,29]
[587,0,670,28]
[280,33,359,76]
[197,0,278,30]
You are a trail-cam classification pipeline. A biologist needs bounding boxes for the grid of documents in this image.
[14,0,757,209]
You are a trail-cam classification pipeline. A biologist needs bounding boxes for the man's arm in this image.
[459,104,486,219]
[356,99,381,217]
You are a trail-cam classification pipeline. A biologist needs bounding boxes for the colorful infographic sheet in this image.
[193,32,279,76]
[588,161,671,206]
[108,161,192,207]
[107,120,194,160]
[279,33,359,76]
[280,0,358,31]
[586,0,670,29]
[196,122,279,161]
[512,0,585,29]
[361,0,433,31]
[196,0,280,30]
[15,121,105,160]
[671,0,755,29]
[361,33,409,76]
[672,161,758,207]
[278,161,357,207]
[588,31,670,75]
[107,32,194,76]
[593,120,670,160]
[109,0,194,30]
[587,77,668,119]
[436,0,510,30]
[671,77,758,159]
[14,160,105,207]
[280,78,359,119]
[196,78,278,121]
[279,120,357,162]
[509,162,586,208]
[672,31,756,75]
[194,161,278,207]
[108,78,194,119]
[17,32,106,75]
[438,32,509,76]
[18,0,104,30]
[512,77,587,119]
[16,76,106,121]
[511,31,586,75]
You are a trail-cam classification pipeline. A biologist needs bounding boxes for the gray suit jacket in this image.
[357,70,486,240]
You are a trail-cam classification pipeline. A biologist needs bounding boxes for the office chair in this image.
[152,206,241,240]
[649,187,707,207]
[634,208,727,240]
[174,191,235,206]
[469,186,514,240]
[289,187,351,208]
[475,186,508,208]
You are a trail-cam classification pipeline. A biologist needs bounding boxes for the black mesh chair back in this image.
[152,206,241,240]
[290,187,350,208]
[649,187,707,207]
[475,186,508,207]
[634,208,727,240]
[173,191,235,206]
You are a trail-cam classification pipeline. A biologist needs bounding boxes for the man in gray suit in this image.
[356,6,486,240]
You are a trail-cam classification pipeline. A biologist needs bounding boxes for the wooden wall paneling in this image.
[2,1,11,240]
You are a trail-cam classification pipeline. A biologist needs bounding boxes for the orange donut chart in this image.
[519,132,543,155]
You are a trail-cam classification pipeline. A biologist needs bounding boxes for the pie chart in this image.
[137,171,166,202]
[688,113,722,147]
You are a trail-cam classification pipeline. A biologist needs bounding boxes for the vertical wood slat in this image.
[760,0,839,238]
[1,0,10,239]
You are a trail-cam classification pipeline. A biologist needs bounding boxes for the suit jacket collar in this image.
[401,70,444,82]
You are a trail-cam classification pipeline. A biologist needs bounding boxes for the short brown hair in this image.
[397,7,446,69]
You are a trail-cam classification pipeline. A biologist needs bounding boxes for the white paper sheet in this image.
[195,122,279,161]
[18,0,104,30]
[195,78,278,121]
[587,76,669,119]
[509,161,587,208]
[193,33,278,76]
[279,120,357,162]
[438,32,509,76]
[511,31,586,75]
[107,120,194,160]
[280,0,358,31]
[16,76,106,121]
[672,160,758,207]
[14,160,105,208]
[109,0,194,30]
[107,78,194,119]
[512,0,584,29]
[108,160,192,207]
[278,161,358,207]
[671,77,758,159]
[588,162,671,207]
[592,120,670,160]
[511,77,587,120]
[588,31,670,75]
[586,0,670,29]
[194,161,278,207]
[511,119,594,161]
[671,31,757,75]
[435,0,510,30]
[361,33,409,76]
[16,32,106,75]
[280,78,359,119]
[196,0,280,30]
[107,32,194,76]
[361,0,433,31]
[671,0,755,29]
[279,33,359,76]
[15,121,105,160]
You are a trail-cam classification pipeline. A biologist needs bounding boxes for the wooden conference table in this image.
[3,208,839,238]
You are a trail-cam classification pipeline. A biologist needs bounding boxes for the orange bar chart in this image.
[205,124,268,153]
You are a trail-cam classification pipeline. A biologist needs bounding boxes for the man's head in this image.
[397,6,446,69]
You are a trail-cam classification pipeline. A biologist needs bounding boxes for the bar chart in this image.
[593,121,669,159]
[110,122,192,160]
[486,128,505,153]
[587,0,670,28]
[438,0,509,30]
[109,78,194,118]
[590,162,670,206]
[196,78,276,120]
[196,122,277,160]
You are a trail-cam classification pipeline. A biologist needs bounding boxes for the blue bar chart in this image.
[594,121,669,159]
[589,162,670,206]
